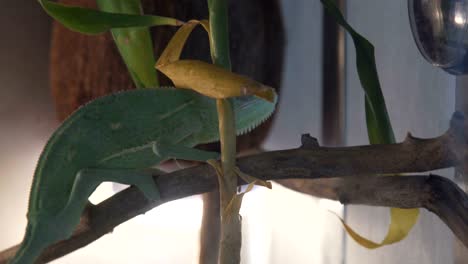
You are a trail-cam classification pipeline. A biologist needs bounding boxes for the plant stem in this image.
[207,0,241,263]
[216,100,240,264]
[207,0,231,69]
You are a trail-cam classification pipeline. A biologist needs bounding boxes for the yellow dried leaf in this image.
[331,207,419,249]
[155,19,276,102]
[157,60,275,102]
[156,20,208,67]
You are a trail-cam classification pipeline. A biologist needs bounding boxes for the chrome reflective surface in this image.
[409,0,468,74]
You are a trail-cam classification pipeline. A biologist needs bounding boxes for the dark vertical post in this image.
[321,0,346,147]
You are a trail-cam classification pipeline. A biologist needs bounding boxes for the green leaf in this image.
[95,0,159,88]
[38,0,180,35]
[321,0,395,145]
[321,0,419,249]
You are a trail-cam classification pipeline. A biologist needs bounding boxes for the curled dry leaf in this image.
[157,60,276,102]
[155,19,276,102]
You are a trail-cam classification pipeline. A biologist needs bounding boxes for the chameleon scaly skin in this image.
[9,88,276,264]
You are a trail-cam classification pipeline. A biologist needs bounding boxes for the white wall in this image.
[259,1,345,263]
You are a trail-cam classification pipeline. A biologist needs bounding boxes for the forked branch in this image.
[0,112,467,263]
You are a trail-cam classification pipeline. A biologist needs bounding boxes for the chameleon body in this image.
[9,88,276,264]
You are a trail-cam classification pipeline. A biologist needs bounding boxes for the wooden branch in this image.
[277,175,468,246]
[0,112,466,263]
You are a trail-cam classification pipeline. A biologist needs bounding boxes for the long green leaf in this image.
[321,0,419,248]
[321,0,395,144]
[95,0,158,88]
[38,0,180,35]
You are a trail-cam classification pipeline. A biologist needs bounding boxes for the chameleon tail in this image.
[9,223,48,264]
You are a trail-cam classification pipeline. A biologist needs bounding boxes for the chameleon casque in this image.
[9,87,276,264]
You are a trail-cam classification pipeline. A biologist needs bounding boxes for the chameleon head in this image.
[195,94,278,146]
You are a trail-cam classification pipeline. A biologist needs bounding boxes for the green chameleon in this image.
[9,88,276,264]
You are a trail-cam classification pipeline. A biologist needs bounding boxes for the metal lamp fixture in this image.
[409,0,468,74]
